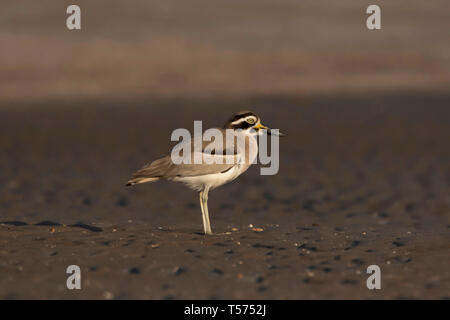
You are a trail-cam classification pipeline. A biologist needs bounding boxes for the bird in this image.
[126,111,284,235]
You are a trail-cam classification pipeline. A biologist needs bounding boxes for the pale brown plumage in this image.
[126,156,237,186]
[126,128,245,186]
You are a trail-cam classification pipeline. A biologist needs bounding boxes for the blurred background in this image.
[1,0,449,101]
[0,1,449,299]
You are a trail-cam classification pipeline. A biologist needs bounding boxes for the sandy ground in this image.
[0,92,449,299]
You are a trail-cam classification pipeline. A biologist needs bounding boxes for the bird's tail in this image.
[126,177,159,186]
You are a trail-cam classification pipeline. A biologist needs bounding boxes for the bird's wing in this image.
[131,156,237,179]
[131,129,243,179]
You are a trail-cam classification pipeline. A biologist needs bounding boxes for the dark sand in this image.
[0,92,449,299]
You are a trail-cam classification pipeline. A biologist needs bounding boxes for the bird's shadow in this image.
[0,220,103,232]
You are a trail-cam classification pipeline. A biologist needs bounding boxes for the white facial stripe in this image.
[231,118,247,125]
[232,116,257,125]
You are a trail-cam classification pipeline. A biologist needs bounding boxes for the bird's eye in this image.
[247,118,255,124]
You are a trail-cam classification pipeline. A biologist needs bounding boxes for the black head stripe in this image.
[225,111,259,129]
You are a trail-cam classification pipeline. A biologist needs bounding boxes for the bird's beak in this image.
[254,123,269,131]
[255,123,286,137]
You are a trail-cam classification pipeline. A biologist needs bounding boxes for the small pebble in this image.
[172,266,186,275]
[210,268,224,276]
[252,275,265,283]
[128,267,140,275]
[103,291,114,300]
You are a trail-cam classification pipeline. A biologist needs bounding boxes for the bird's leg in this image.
[199,188,212,235]
[199,191,207,233]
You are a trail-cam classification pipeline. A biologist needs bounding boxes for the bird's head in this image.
[224,111,285,137]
